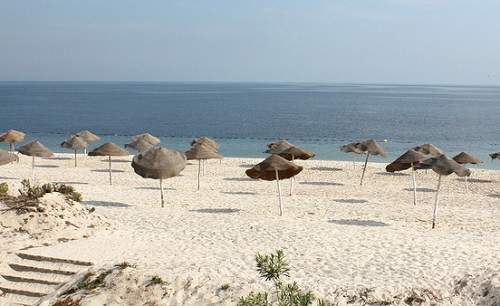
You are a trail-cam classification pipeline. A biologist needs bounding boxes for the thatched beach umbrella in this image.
[414,154,470,229]
[132,146,187,207]
[356,139,387,185]
[16,140,54,182]
[452,152,483,192]
[386,149,428,205]
[277,145,315,195]
[185,143,223,190]
[88,142,129,185]
[0,130,26,152]
[246,154,303,216]
[0,149,19,166]
[190,136,221,151]
[61,135,89,167]
[74,130,100,158]
[125,139,154,152]
[264,140,293,154]
[340,142,367,170]
[132,133,161,145]
[413,143,444,156]
[490,152,500,161]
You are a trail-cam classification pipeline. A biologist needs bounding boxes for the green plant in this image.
[238,250,325,306]
[115,261,133,270]
[52,296,82,306]
[77,269,113,290]
[220,283,231,291]
[150,275,164,285]
[18,180,83,202]
[0,182,9,195]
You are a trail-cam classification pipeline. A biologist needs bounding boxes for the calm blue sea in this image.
[0,82,499,169]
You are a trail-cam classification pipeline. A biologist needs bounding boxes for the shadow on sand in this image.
[189,208,241,214]
[333,199,367,204]
[309,167,342,172]
[221,191,258,195]
[300,181,343,186]
[85,201,130,208]
[329,219,389,227]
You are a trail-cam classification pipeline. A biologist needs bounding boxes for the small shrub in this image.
[77,269,113,290]
[0,182,9,195]
[115,261,133,270]
[52,296,82,306]
[239,250,323,306]
[220,283,231,291]
[150,275,164,285]
[18,180,83,202]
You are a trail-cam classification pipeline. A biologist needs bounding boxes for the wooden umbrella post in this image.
[276,169,283,216]
[360,153,370,186]
[289,154,295,196]
[353,153,356,170]
[31,156,35,183]
[197,160,201,191]
[411,162,417,205]
[432,175,442,229]
[74,150,78,167]
[160,179,165,208]
[108,156,112,185]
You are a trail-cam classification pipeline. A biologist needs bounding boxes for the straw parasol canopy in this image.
[132,133,161,145]
[125,139,154,152]
[386,149,428,205]
[132,146,187,207]
[88,142,130,185]
[340,142,367,169]
[190,136,220,151]
[61,135,89,167]
[414,154,470,229]
[74,130,100,143]
[413,143,444,156]
[356,139,387,185]
[386,150,428,173]
[0,130,26,152]
[278,146,315,161]
[185,143,223,190]
[74,130,100,158]
[246,154,303,216]
[0,149,19,166]
[490,152,500,161]
[16,140,54,182]
[264,140,293,154]
[452,152,483,193]
[452,152,483,165]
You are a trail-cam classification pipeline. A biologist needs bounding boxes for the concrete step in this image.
[9,263,78,276]
[16,253,93,267]
[1,274,61,285]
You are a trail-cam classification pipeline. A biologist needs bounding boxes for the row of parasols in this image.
[2,130,499,228]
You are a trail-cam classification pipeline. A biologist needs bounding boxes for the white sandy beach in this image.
[1,153,499,305]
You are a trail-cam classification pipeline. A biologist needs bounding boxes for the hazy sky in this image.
[1,1,499,85]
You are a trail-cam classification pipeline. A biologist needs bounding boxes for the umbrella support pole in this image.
[289,155,295,196]
[84,148,87,159]
[360,153,370,186]
[276,169,283,216]
[411,163,417,205]
[432,175,442,229]
[31,156,35,184]
[10,143,14,153]
[108,156,112,185]
[353,154,356,170]
[74,151,78,167]
[465,176,468,193]
[160,179,165,208]
[197,160,201,191]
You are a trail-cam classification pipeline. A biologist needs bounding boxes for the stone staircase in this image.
[0,252,93,305]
